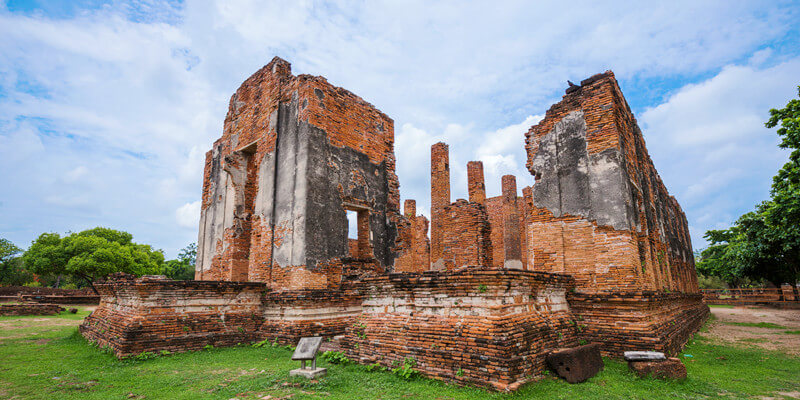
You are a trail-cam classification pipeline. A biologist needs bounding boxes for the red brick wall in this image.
[524,71,699,294]
[467,161,486,204]
[439,200,493,270]
[485,194,528,270]
[0,303,64,316]
[342,269,577,391]
[501,175,523,269]
[570,291,709,357]
[80,276,266,357]
[430,142,450,268]
[260,289,363,344]
[197,57,402,290]
[394,199,431,273]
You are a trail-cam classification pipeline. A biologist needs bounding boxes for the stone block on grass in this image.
[545,343,604,383]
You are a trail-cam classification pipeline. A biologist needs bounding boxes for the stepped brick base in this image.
[341,269,578,391]
[80,273,708,391]
[260,290,363,344]
[569,291,709,357]
[80,276,267,357]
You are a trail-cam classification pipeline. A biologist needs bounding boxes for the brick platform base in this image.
[0,303,64,316]
[80,273,708,390]
[21,294,100,304]
[260,290,363,344]
[341,269,578,391]
[569,291,709,357]
[80,276,267,357]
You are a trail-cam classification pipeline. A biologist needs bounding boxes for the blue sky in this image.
[1,0,798,258]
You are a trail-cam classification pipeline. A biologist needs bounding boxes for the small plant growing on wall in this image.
[322,351,351,365]
[392,357,419,380]
[478,284,488,293]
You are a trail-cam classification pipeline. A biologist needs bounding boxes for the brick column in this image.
[357,210,372,258]
[404,199,416,218]
[431,142,450,269]
[467,161,486,205]
[502,175,523,269]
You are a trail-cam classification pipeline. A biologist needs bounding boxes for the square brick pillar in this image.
[431,142,450,270]
[502,175,523,269]
[404,199,416,218]
[467,161,486,205]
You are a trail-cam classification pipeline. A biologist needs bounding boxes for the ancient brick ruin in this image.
[81,58,708,390]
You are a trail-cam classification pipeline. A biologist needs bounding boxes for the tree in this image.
[24,228,165,293]
[0,238,32,286]
[763,85,800,297]
[0,238,21,262]
[23,233,69,288]
[165,243,197,281]
[697,229,743,286]
[699,87,800,297]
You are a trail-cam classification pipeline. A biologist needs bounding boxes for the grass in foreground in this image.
[0,308,799,399]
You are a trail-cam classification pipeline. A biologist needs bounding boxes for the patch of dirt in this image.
[707,306,800,356]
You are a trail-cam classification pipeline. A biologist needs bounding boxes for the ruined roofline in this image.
[524,69,686,212]
[227,56,393,124]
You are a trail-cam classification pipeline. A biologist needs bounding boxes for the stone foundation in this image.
[341,268,577,391]
[80,276,267,357]
[21,294,100,304]
[0,303,64,316]
[570,291,709,357]
[260,289,363,344]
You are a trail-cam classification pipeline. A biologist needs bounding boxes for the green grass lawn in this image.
[1,307,799,399]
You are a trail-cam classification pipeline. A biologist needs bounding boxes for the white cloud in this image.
[641,59,799,248]
[64,166,88,183]
[176,201,201,229]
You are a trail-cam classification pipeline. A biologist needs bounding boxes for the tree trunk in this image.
[53,274,61,289]
[80,274,98,295]
[769,280,785,301]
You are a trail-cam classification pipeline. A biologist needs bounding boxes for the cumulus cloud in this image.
[0,0,797,256]
[641,58,799,245]
[176,201,201,229]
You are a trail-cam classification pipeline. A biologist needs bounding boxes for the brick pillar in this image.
[431,142,450,270]
[502,175,523,269]
[357,210,372,258]
[404,199,416,218]
[467,161,486,205]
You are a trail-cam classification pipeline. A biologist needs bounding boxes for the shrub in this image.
[366,362,386,372]
[134,352,156,360]
[392,357,419,380]
[321,351,351,365]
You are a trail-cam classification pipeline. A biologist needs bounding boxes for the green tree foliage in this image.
[699,87,800,292]
[0,238,21,262]
[165,243,196,281]
[23,227,165,293]
[0,238,33,286]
